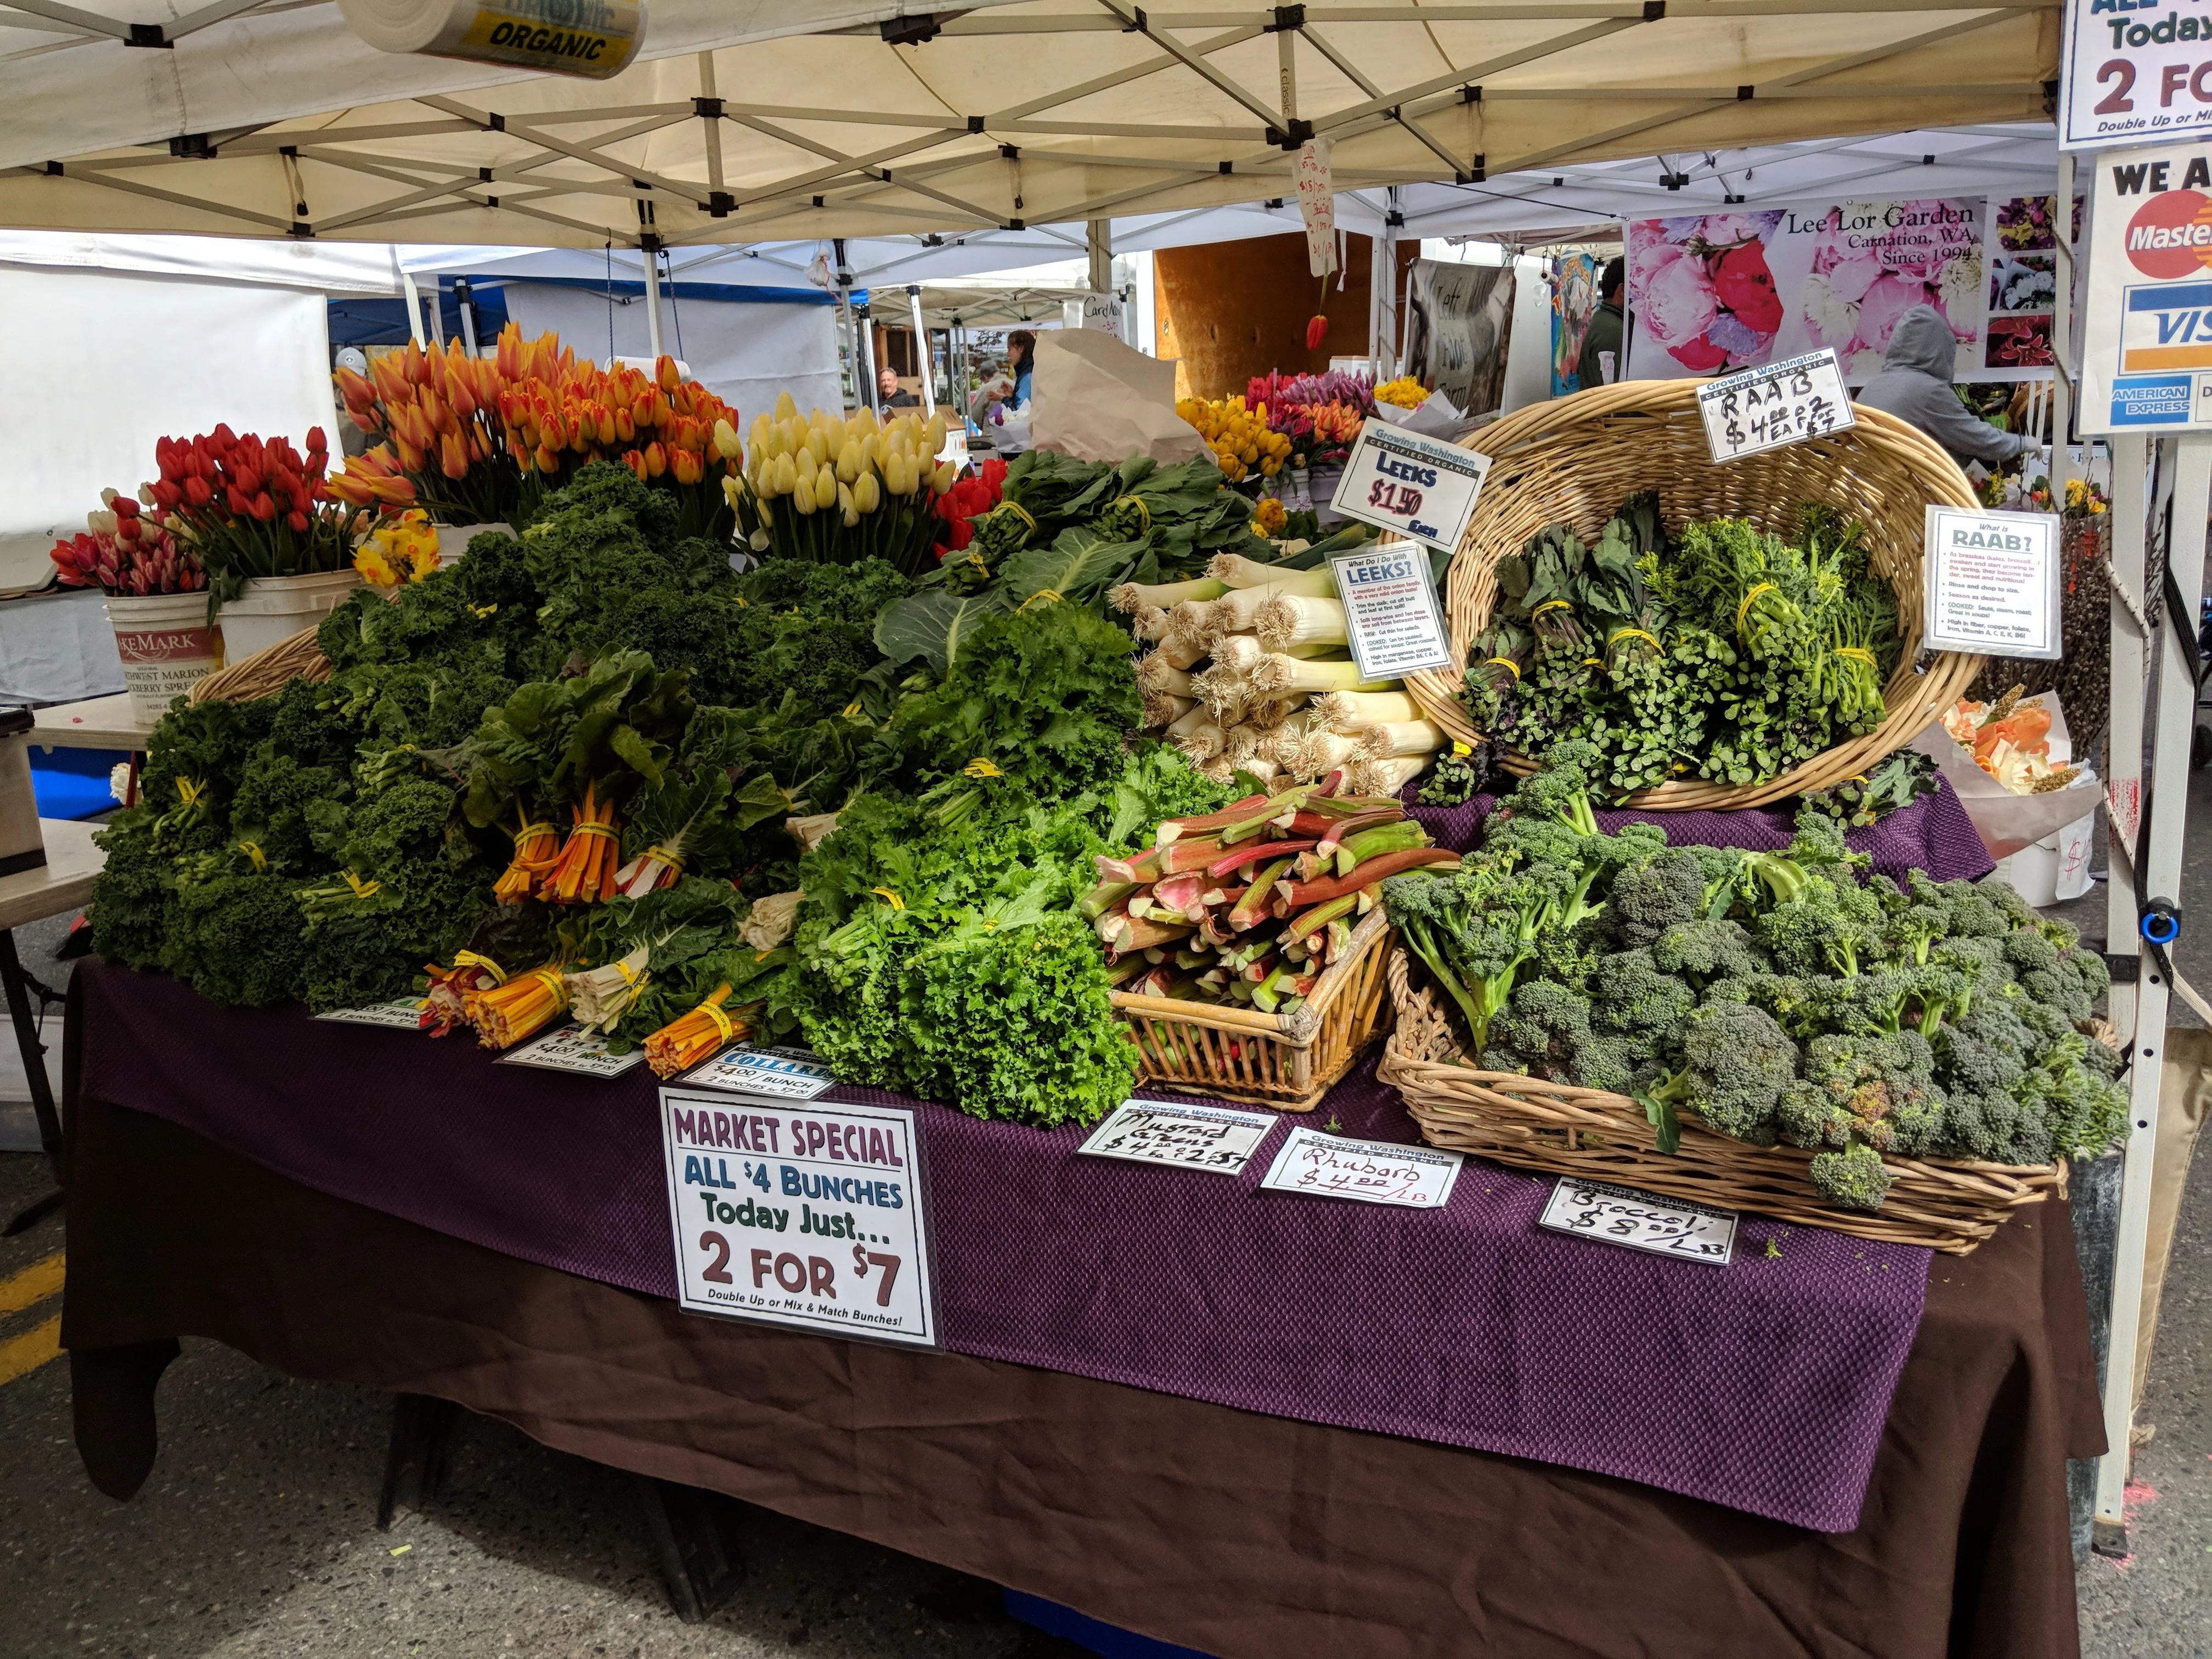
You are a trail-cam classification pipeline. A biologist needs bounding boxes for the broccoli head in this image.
[2017,945,2107,1025]
[1491,978,1595,1072]
[1639,1001,1799,1147]
[1504,738,1604,832]
[1777,1031,1946,1159]
[1755,871,1887,977]
[1808,1142,1895,1211]
[1593,947,1697,1036]
[1784,806,1871,877]
[1651,917,1770,988]
[1609,849,1707,948]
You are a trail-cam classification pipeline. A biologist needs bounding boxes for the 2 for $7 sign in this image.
[659,1091,938,1347]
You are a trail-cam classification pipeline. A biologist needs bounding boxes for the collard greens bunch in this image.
[1383,742,2126,1211]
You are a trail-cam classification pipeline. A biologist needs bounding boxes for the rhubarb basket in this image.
[1111,906,1393,1113]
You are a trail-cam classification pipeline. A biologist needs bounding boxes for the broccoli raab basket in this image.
[1403,381,1987,811]
[1373,749,2112,1255]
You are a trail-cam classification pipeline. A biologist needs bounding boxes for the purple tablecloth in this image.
[73,958,1933,1532]
[1406,772,1995,884]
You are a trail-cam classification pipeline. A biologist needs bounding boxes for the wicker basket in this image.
[189,625,331,704]
[1376,953,2061,1254]
[1112,906,1393,1113]
[1403,381,1986,809]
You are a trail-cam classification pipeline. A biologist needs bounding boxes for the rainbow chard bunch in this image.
[150,426,366,607]
[49,490,206,596]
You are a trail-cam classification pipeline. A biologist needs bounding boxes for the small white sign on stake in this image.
[1259,1127,1464,1209]
[1076,1098,1277,1176]
[313,996,424,1030]
[1921,506,2063,659]
[1537,1178,1738,1266]
[1329,542,1454,680]
[661,1090,937,1347]
[495,1024,646,1078]
[682,1042,837,1101]
[1696,349,1855,464]
[1329,419,1491,553]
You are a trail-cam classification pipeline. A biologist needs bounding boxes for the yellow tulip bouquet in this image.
[721,393,955,574]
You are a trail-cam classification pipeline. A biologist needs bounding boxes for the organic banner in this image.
[1626,198,1985,382]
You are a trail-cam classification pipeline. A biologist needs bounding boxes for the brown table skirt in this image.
[60,1091,2104,1659]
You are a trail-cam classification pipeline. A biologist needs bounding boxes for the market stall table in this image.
[1,819,101,1234]
[31,696,153,753]
[60,958,2102,1659]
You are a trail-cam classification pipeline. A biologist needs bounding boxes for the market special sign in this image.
[1627,191,2064,385]
[2061,0,2212,150]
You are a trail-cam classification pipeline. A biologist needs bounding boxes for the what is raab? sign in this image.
[659,1091,937,1348]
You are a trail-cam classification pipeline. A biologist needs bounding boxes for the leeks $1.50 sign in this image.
[1330,420,1491,552]
[659,1090,938,1347]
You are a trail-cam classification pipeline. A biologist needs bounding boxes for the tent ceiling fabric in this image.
[0,0,2057,250]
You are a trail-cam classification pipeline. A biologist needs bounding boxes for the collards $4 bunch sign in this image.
[659,1091,938,1347]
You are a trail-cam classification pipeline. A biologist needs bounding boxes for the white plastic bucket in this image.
[106,590,219,722]
[1988,811,2096,909]
[437,521,514,568]
[217,569,363,664]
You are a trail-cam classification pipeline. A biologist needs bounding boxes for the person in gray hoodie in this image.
[1855,304,2033,470]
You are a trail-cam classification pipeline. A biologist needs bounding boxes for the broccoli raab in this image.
[1382,745,2125,1210]
[1459,496,1903,798]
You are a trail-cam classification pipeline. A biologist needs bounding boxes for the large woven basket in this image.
[1403,381,1985,809]
[1113,906,1393,1113]
[1376,953,2061,1254]
[190,625,331,704]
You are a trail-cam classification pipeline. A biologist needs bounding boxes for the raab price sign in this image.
[1696,349,1854,463]
[661,1091,937,1347]
[1329,420,1490,553]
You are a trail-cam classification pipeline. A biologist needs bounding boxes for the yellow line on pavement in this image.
[0,1251,63,1319]
[0,1312,61,1386]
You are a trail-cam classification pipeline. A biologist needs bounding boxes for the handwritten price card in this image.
[495,1023,645,1077]
[683,1041,837,1101]
[313,995,424,1030]
[1921,506,2062,659]
[1077,1099,1277,1175]
[661,1090,938,1347]
[1696,348,1855,464]
[1329,420,1491,554]
[1260,1127,1464,1209]
[1538,1178,1738,1266]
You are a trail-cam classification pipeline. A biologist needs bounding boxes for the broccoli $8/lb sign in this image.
[1329,419,1491,552]
[658,1090,938,1348]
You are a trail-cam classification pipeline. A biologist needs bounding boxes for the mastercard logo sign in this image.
[2126,189,2212,279]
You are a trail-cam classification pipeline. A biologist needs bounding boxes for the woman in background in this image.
[1006,330,1036,407]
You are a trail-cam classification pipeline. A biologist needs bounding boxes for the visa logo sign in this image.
[2121,281,2212,372]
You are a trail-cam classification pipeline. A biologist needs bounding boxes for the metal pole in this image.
[832,237,859,411]
[856,304,881,416]
[906,284,935,417]
[455,278,479,356]
[2052,151,2079,490]
[2094,430,2208,1551]
[1374,185,1402,380]
[642,249,668,364]
[399,268,428,347]
[1088,218,1112,292]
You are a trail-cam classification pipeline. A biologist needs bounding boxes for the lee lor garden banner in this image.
[1626,193,2073,386]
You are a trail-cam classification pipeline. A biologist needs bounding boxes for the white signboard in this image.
[495,1024,646,1078]
[1329,420,1491,554]
[1259,1127,1465,1209]
[313,996,423,1030]
[682,1041,837,1101]
[1295,138,1337,277]
[2080,141,2212,432]
[1076,1098,1277,1176]
[1078,292,1123,340]
[1329,544,1454,680]
[1922,506,2063,658]
[1537,1178,1738,1266]
[1696,349,1855,462]
[661,1091,937,1347]
[2059,0,2212,151]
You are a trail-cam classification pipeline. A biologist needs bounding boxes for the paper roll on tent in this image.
[338,0,644,80]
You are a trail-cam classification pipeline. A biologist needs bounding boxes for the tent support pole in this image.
[2051,150,2077,487]
[1374,184,1401,380]
[400,269,428,347]
[1088,218,1111,292]
[906,284,935,417]
[643,250,668,363]
[2094,430,2207,1554]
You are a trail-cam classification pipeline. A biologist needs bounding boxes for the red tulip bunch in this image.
[148,425,362,589]
[931,455,1007,560]
[48,490,206,596]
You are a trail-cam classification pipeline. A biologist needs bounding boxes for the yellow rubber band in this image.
[703,1002,733,1043]
[962,757,1005,779]
[1581,657,1606,668]
[871,887,905,910]
[531,966,566,1001]
[1531,599,1574,617]
[454,950,508,986]
[1735,582,1778,638]
[236,840,267,873]
[1608,627,1660,651]
[1113,494,1152,531]
[1837,646,1879,667]
[1483,656,1521,681]
[1002,500,1037,534]
[177,777,207,807]
[342,870,380,899]
[568,822,620,841]
[644,844,686,871]
[514,820,556,842]
[1018,589,1062,611]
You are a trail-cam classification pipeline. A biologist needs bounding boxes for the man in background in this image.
[878,366,919,415]
[1577,256,1628,388]
[1857,305,2035,471]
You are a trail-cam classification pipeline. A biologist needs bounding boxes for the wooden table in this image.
[32,695,153,753]
[1,819,105,1234]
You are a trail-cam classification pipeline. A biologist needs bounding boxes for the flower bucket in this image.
[106,590,221,723]
[436,521,514,569]
[218,569,362,664]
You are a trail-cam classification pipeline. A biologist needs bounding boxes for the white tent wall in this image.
[498,282,841,421]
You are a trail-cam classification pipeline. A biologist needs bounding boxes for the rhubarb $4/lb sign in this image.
[659,1090,937,1347]
[2081,141,2212,431]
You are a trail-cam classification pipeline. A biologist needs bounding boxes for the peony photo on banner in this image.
[1626,197,1984,383]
